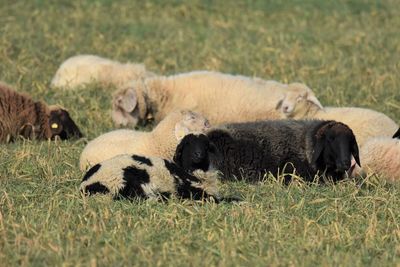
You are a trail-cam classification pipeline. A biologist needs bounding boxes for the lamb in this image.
[351,131,400,182]
[0,82,83,142]
[111,71,305,127]
[277,83,398,146]
[206,119,360,183]
[80,134,234,202]
[79,109,210,170]
[50,54,156,89]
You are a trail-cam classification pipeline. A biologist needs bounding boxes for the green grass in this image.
[1,0,400,266]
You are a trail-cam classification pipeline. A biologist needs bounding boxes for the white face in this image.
[277,83,323,118]
[174,111,211,140]
[280,91,308,117]
[182,111,211,132]
[111,87,141,127]
[111,107,140,127]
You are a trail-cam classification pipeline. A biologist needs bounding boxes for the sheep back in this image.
[206,120,318,182]
[207,119,359,182]
[51,54,155,89]
[0,82,52,142]
[313,107,398,146]
[353,136,400,182]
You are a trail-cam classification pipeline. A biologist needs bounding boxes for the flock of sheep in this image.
[1,54,399,202]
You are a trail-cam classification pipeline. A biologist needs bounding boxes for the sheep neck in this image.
[142,77,174,122]
[134,80,150,120]
[303,104,322,118]
[34,101,52,139]
[149,117,180,159]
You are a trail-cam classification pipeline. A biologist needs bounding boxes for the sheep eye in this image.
[296,96,304,102]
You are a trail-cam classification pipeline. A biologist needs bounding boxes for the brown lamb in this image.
[0,82,82,142]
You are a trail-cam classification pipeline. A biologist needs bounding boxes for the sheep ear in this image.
[351,141,361,167]
[115,89,137,112]
[307,94,323,110]
[173,139,186,166]
[275,98,283,110]
[209,142,217,153]
[393,128,400,139]
[174,123,190,141]
[311,137,325,166]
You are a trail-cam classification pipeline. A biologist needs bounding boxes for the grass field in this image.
[1,0,400,266]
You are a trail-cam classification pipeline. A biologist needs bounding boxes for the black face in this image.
[49,109,83,140]
[173,134,216,173]
[312,127,360,180]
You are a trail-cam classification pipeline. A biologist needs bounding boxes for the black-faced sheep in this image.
[206,120,360,183]
[0,82,83,143]
[111,71,298,127]
[277,83,398,146]
[351,130,400,182]
[79,110,210,170]
[80,134,235,202]
[50,54,156,89]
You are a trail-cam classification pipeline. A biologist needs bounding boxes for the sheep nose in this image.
[193,151,205,161]
[336,161,351,172]
[283,106,289,112]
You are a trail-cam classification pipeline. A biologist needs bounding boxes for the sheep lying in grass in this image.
[352,130,400,182]
[51,54,156,89]
[111,71,306,127]
[277,83,398,146]
[80,134,236,202]
[79,110,210,170]
[206,120,360,183]
[0,82,83,142]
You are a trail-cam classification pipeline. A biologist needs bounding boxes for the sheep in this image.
[277,83,398,146]
[79,109,210,170]
[111,70,299,127]
[0,82,83,143]
[351,132,400,182]
[206,119,360,183]
[50,54,156,89]
[80,134,235,202]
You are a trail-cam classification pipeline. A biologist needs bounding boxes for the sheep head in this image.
[173,134,217,173]
[48,106,83,140]
[311,121,360,181]
[111,80,149,127]
[276,83,323,119]
[173,110,211,141]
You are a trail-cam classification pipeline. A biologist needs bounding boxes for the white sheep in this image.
[50,54,156,89]
[351,135,400,182]
[79,109,210,170]
[111,71,300,127]
[278,83,398,146]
